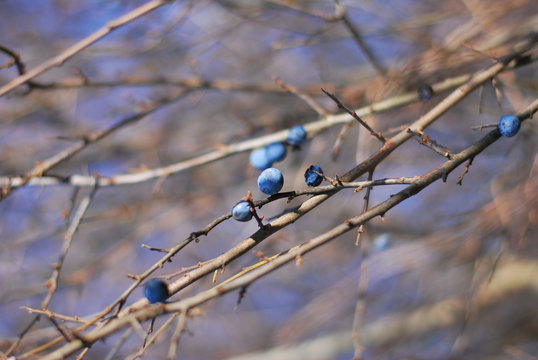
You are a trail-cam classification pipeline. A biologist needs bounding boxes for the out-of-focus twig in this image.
[0,90,189,201]
[322,88,386,143]
[41,187,98,310]
[334,1,387,77]
[273,76,329,115]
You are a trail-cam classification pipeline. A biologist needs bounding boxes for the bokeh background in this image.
[1,1,537,359]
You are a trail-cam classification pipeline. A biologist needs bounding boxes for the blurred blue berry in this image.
[232,201,253,222]
[249,147,273,170]
[287,125,307,146]
[304,165,323,187]
[265,142,287,163]
[257,167,284,195]
[373,233,391,251]
[144,278,169,304]
[418,84,434,101]
[498,114,521,137]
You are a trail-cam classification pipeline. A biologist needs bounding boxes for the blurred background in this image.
[0,0,537,359]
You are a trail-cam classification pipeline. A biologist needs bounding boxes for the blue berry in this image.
[418,84,434,101]
[265,142,287,163]
[373,233,391,251]
[498,114,521,137]
[232,201,253,222]
[304,165,323,187]
[250,148,273,171]
[287,125,307,146]
[257,167,284,195]
[144,278,169,304]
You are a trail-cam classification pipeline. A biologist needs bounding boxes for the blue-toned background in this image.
[1,1,537,359]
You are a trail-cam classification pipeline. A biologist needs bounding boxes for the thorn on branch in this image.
[457,158,474,186]
[471,123,497,131]
[407,129,453,159]
[141,244,172,254]
[321,88,386,143]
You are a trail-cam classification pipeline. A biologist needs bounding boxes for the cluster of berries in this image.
[232,125,325,223]
[144,112,523,303]
[249,125,307,171]
[143,126,327,302]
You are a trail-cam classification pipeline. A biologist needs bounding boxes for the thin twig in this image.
[407,129,453,159]
[0,44,38,90]
[141,244,171,253]
[331,122,355,160]
[457,158,474,185]
[356,170,374,246]
[167,312,188,360]
[0,90,189,201]
[21,307,88,324]
[128,314,177,360]
[28,75,305,94]
[41,186,99,310]
[104,328,132,360]
[334,1,387,77]
[5,315,41,356]
[471,123,497,130]
[273,76,329,115]
[322,88,386,143]
[47,317,73,343]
